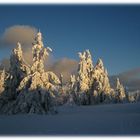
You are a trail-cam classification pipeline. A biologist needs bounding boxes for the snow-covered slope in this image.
[0,103,140,135]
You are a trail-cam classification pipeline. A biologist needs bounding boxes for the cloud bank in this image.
[110,68,140,91]
[0,25,37,47]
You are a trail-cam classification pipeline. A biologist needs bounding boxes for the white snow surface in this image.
[0,103,140,136]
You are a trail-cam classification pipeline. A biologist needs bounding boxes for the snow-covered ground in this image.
[0,103,140,136]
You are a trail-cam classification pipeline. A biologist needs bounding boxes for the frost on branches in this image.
[6,42,31,98]
[0,31,60,115]
[115,78,126,103]
[0,70,7,94]
[70,50,126,105]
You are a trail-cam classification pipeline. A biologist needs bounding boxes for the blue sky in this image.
[0,5,140,75]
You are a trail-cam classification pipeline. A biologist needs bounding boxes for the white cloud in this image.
[0,25,37,47]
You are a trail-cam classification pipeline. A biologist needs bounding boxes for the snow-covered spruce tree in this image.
[60,73,63,88]
[55,74,69,106]
[5,42,30,98]
[134,91,140,102]
[75,50,115,105]
[85,49,93,78]
[93,59,111,94]
[64,74,77,106]
[115,78,126,103]
[77,51,89,92]
[57,74,77,106]
[76,51,91,105]
[74,50,94,105]
[0,31,60,115]
[89,58,114,104]
[0,42,30,111]
[127,94,135,103]
[0,69,7,94]
[70,74,76,91]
